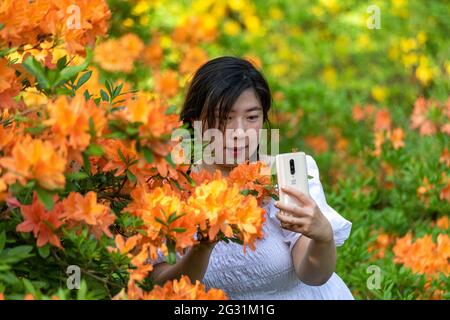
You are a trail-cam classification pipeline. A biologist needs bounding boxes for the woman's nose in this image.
[228,117,245,131]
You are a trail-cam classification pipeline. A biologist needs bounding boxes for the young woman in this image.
[149,56,353,299]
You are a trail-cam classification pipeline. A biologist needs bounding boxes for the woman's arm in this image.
[274,186,336,286]
[291,234,336,286]
[148,241,216,285]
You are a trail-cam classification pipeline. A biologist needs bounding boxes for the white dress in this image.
[155,154,354,300]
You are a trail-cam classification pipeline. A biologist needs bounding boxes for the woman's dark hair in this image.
[180,56,272,133]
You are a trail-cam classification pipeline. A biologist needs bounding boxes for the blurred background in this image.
[85,0,449,299]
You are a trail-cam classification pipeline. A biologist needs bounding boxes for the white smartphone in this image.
[275,151,309,206]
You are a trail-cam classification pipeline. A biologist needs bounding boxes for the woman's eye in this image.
[247,115,260,121]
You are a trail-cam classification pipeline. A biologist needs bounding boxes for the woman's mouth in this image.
[226,146,247,157]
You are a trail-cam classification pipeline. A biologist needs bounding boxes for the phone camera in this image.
[289,159,295,175]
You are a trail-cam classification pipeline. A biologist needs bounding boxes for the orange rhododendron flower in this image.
[439,148,450,167]
[387,127,405,150]
[228,161,275,205]
[0,122,19,153]
[154,70,179,98]
[94,33,144,72]
[0,136,66,190]
[0,0,110,55]
[374,109,392,132]
[172,16,218,46]
[417,177,434,207]
[16,193,63,249]
[142,34,163,69]
[393,232,450,277]
[143,275,228,300]
[186,176,266,252]
[61,191,115,239]
[125,185,198,253]
[368,232,395,259]
[179,46,208,75]
[304,135,329,154]
[108,234,142,256]
[439,181,450,203]
[435,216,449,230]
[45,93,107,152]
[410,96,450,136]
[0,58,21,109]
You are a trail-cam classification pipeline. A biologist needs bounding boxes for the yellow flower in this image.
[132,1,151,16]
[228,0,246,11]
[415,56,435,86]
[444,61,450,76]
[123,18,134,28]
[223,20,241,36]
[356,34,372,51]
[417,31,427,45]
[269,7,284,20]
[244,15,261,34]
[400,38,417,53]
[321,66,337,88]
[320,0,340,14]
[371,86,388,102]
[402,53,418,69]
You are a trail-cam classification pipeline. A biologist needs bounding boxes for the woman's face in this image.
[203,88,265,169]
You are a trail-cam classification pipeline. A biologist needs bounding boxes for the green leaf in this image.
[126,170,137,184]
[65,172,89,180]
[104,131,128,139]
[168,212,186,224]
[308,175,314,179]
[23,56,50,89]
[82,152,91,175]
[240,189,259,197]
[117,148,127,163]
[22,279,39,298]
[76,280,88,300]
[76,70,92,89]
[105,80,113,97]
[54,51,91,87]
[125,125,139,136]
[112,83,124,99]
[88,117,96,137]
[13,114,30,122]
[0,231,5,252]
[35,187,54,211]
[171,228,186,233]
[154,217,168,227]
[100,89,109,102]
[142,148,154,163]
[83,89,91,101]
[37,245,50,258]
[165,104,177,115]
[0,246,33,264]
[167,211,177,224]
[228,237,244,245]
[165,154,176,168]
[86,144,104,156]
[180,171,196,187]
[56,56,67,70]
[166,240,176,265]
[25,124,47,135]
